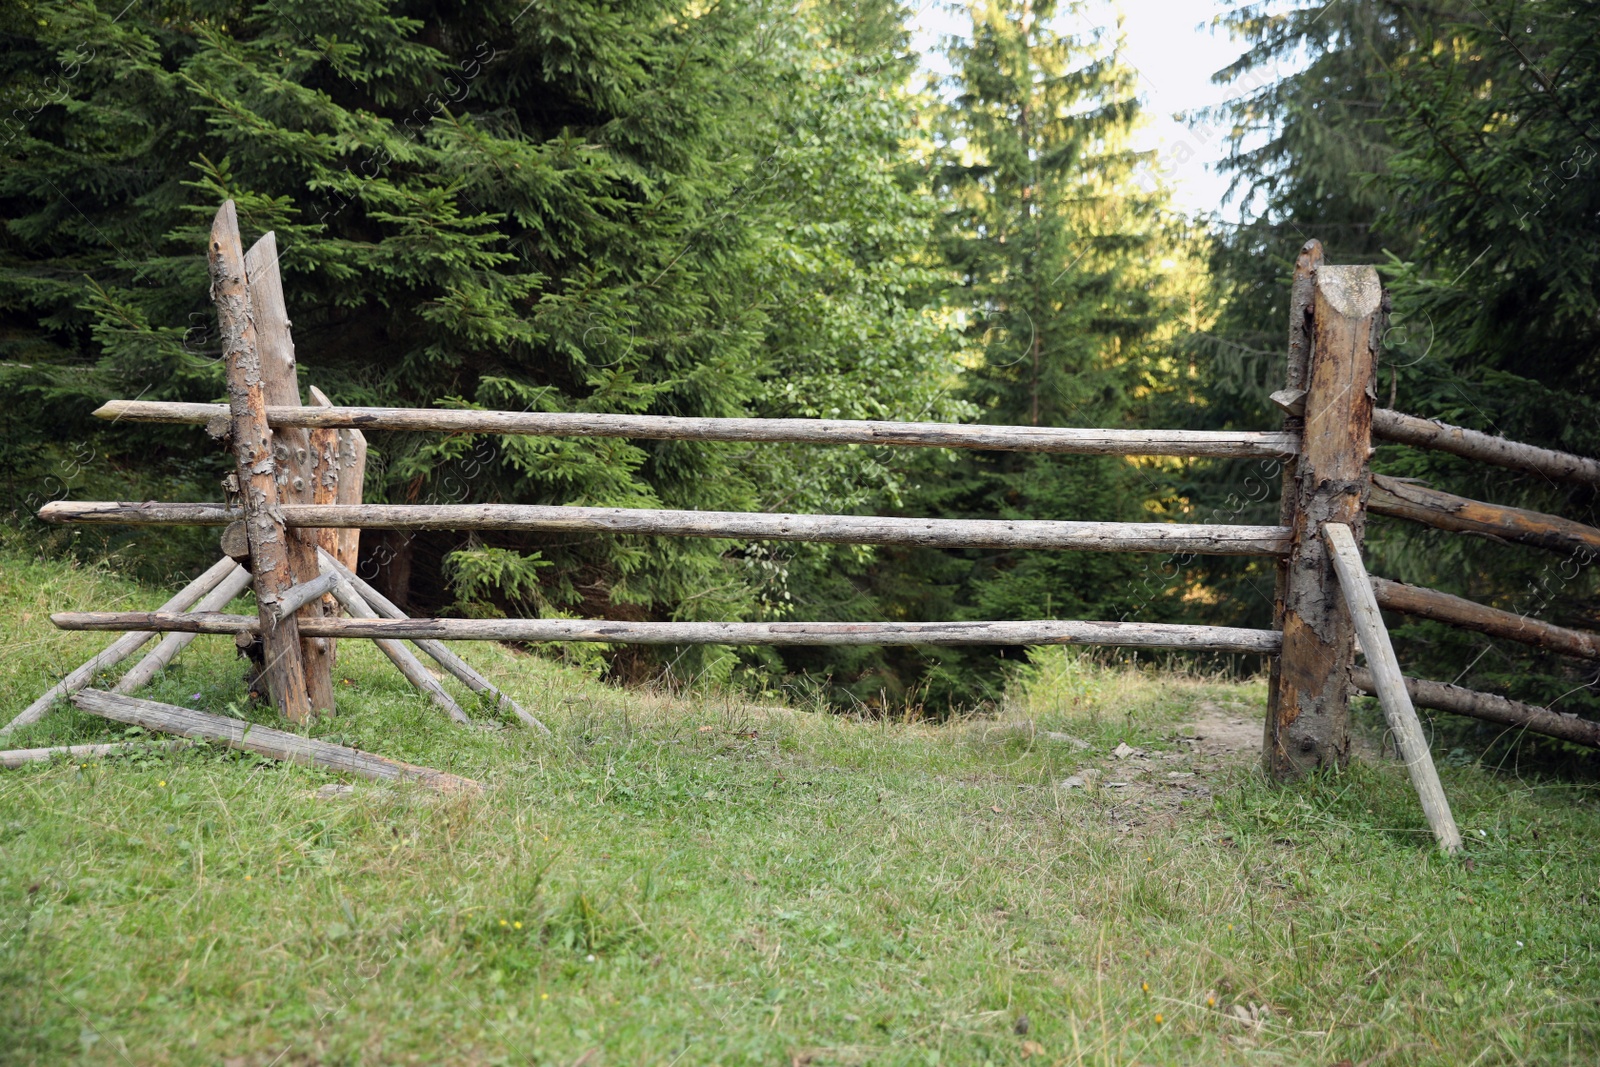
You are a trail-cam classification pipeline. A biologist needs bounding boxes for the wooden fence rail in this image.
[39,501,1293,555]
[1368,472,1600,557]
[1372,408,1600,488]
[1371,577,1600,660]
[93,399,1297,459]
[25,206,1600,831]
[49,613,1284,652]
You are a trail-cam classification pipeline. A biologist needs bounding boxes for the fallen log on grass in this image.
[71,690,481,794]
[0,739,193,769]
[1351,670,1600,748]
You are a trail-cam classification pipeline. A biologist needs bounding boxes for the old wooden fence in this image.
[13,210,1600,847]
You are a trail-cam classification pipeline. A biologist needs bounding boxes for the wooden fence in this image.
[13,208,1600,845]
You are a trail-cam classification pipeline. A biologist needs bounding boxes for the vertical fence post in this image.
[244,232,336,715]
[211,202,313,724]
[1264,239,1323,764]
[1266,263,1385,778]
[309,385,367,573]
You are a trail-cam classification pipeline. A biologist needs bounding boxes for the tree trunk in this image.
[1266,264,1384,778]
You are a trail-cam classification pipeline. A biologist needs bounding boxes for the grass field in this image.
[2,546,1599,1065]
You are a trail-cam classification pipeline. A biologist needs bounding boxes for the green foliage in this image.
[0,0,962,680]
[841,0,1197,707]
[1197,0,1600,723]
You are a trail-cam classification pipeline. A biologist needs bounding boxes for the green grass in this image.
[2,547,1599,1065]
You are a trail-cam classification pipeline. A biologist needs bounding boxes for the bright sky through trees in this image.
[912,0,1270,221]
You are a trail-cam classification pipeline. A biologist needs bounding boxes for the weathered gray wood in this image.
[274,573,341,621]
[1,739,194,768]
[321,572,472,725]
[1368,472,1600,557]
[1373,407,1600,488]
[92,399,1300,460]
[113,563,255,694]
[39,501,1294,556]
[71,689,480,793]
[316,549,549,733]
[245,233,333,715]
[1371,576,1600,660]
[1,556,239,735]
[1325,523,1462,853]
[51,612,1285,651]
[1267,264,1383,779]
[211,201,312,724]
[1350,669,1600,748]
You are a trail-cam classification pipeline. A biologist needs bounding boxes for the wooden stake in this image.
[1,556,239,735]
[1266,265,1384,778]
[113,563,254,694]
[308,385,367,572]
[71,690,480,794]
[244,232,334,714]
[1325,523,1462,853]
[210,201,312,724]
[317,549,549,733]
[321,572,472,726]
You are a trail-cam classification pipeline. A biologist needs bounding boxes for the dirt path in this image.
[1061,699,1262,838]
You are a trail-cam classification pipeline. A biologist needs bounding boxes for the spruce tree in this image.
[855,0,1189,706]
[0,0,961,686]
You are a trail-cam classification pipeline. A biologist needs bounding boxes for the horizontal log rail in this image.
[93,399,1298,460]
[1372,576,1600,659]
[38,501,1293,556]
[1373,408,1600,488]
[1368,473,1600,557]
[49,614,1284,652]
[1351,669,1600,749]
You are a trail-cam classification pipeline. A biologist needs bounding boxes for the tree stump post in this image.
[1263,240,1321,768]
[211,202,313,724]
[1265,263,1385,778]
[244,231,335,714]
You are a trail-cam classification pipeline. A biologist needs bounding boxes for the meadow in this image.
[2,547,1597,1065]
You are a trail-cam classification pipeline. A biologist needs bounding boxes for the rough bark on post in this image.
[211,201,312,724]
[308,386,366,572]
[244,232,334,714]
[1266,263,1384,777]
[1264,239,1323,767]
